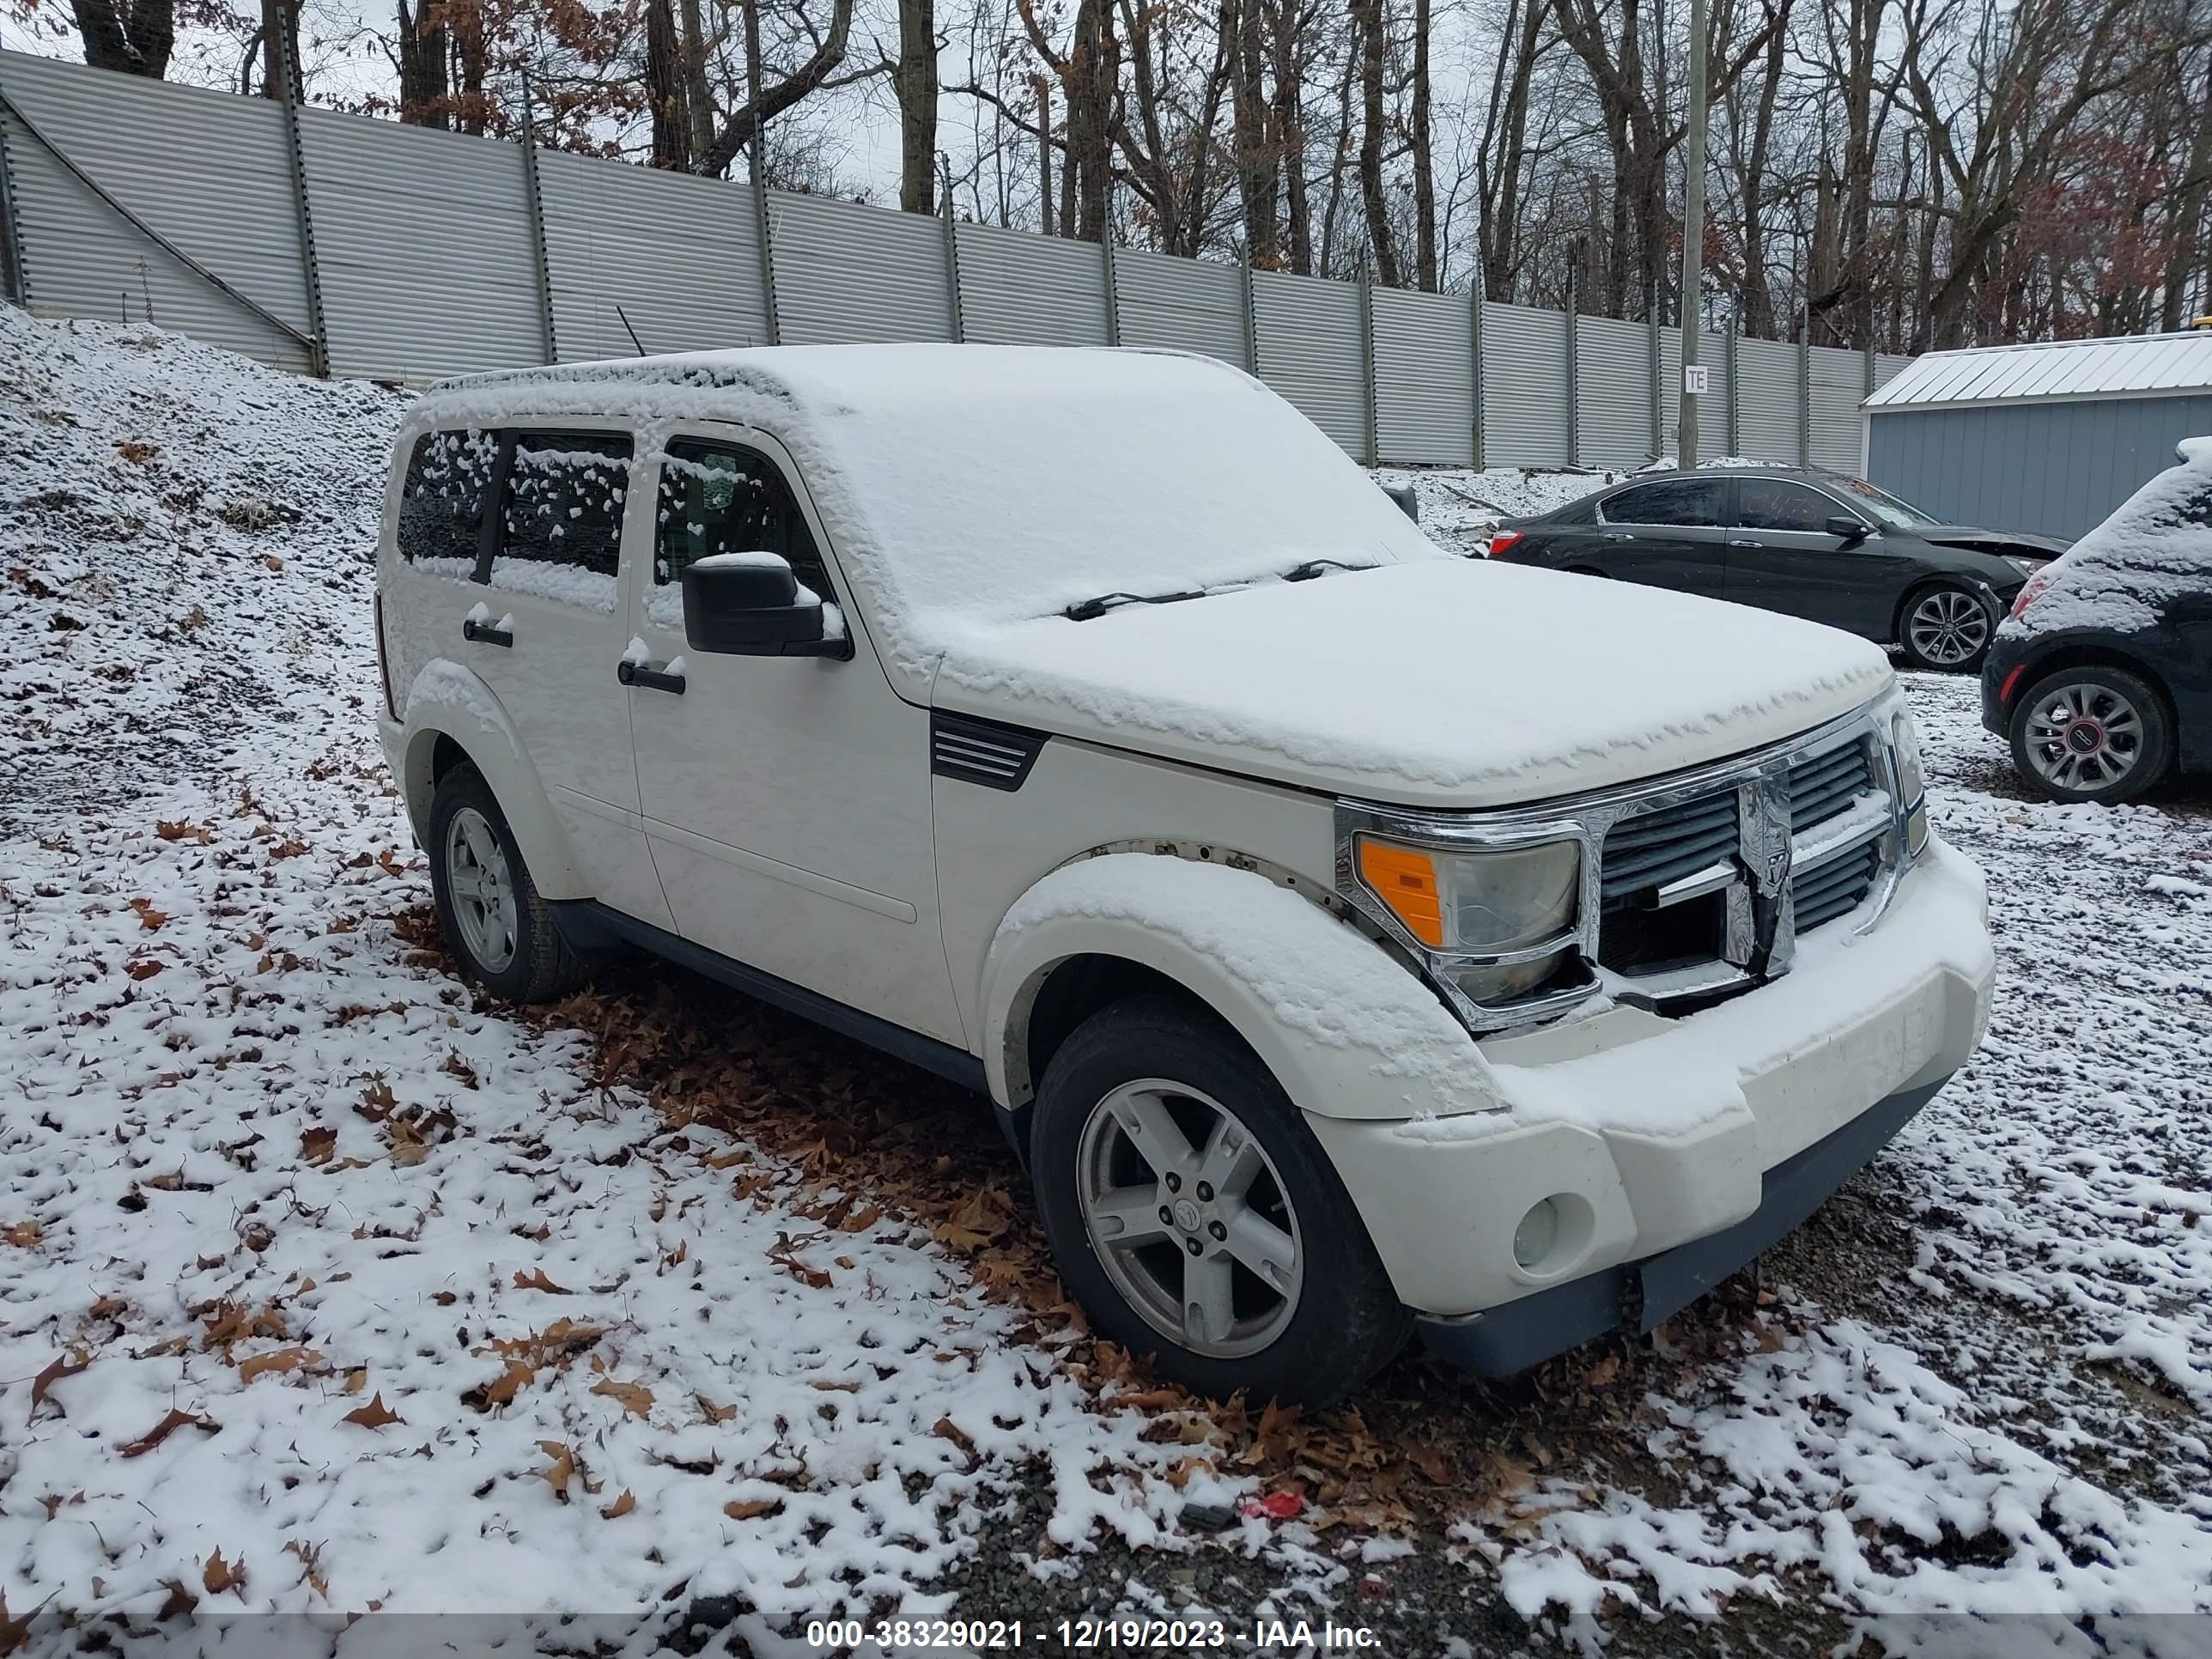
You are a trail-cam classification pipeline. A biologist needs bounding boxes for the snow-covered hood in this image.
[930,560,1895,809]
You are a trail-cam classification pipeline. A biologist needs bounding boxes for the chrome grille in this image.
[1795,841,1881,931]
[1788,739,1875,832]
[1335,698,1912,1036]
[1598,791,1739,903]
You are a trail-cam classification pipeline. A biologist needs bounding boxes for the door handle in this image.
[1601,532,1636,542]
[617,658,686,696]
[462,617,514,647]
[1729,538,1765,549]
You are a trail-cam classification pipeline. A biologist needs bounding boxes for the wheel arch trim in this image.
[979,853,1503,1123]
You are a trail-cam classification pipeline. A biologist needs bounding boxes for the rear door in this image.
[467,425,671,929]
[1724,478,1914,637]
[1587,477,1729,597]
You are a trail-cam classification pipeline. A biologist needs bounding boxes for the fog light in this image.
[1513,1198,1560,1269]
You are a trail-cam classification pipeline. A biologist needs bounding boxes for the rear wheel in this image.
[1898,581,1995,672]
[1029,993,1410,1407]
[427,764,593,1001]
[2008,666,2172,805]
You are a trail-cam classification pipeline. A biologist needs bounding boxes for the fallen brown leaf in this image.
[128,897,169,931]
[343,1393,404,1430]
[202,1549,246,1596]
[2,1222,39,1249]
[236,1346,322,1383]
[513,1268,570,1294]
[119,1407,215,1457]
[30,1353,89,1424]
[591,1378,653,1419]
[723,1498,782,1520]
[155,1579,198,1621]
[600,1488,636,1520]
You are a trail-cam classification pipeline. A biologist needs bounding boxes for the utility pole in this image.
[1676,0,1710,470]
[743,0,780,343]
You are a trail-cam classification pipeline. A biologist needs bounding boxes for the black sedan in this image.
[1486,467,2069,672]
[1983,440,2212,805]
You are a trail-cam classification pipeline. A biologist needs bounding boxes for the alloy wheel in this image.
[1074,1079,1304,1359]
[2023,682,2145,794]
[1906,588,1990,666]
[444,806,519,973]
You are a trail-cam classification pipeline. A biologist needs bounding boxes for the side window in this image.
[653,440,833,603]
[489,429,635,611]
[1602,479,1723,527]
[1736,480,1835,534]
[397,428,496,573]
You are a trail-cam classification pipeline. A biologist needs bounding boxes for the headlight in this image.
[2004,556,2048,580]
[1355,836,1580,1002]
[1889,708,1929,858]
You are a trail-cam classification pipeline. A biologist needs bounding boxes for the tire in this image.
[426,763,593,1002]
[1029,992,1412,1407]
[2008,665,2172,805]
[1897,580,1996,672]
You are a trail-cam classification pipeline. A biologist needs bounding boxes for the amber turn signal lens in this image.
[1358,840,1444,947]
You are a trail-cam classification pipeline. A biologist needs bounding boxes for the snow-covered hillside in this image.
[3,308,2209,1654]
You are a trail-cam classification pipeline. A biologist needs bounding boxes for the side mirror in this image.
[682,552,852,659]
[1826,515,1870,542]
[1382,481,1420,523]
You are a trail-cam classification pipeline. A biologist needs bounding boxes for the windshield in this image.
[786,348,1440,634]
[1827,475,1944,531]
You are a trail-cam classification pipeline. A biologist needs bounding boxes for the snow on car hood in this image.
[931,560,1895,808]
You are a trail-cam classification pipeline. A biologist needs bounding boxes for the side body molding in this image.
[395,658,590,901]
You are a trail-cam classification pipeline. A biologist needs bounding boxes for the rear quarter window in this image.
[488,431,635,612]
[397,428,497,575]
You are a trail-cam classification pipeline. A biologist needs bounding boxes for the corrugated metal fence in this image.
[0,49,1897,469]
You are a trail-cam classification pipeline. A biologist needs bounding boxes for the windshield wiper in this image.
[1062,560,1374,621]
[1282,558,1374,581]
[1062,588,1207,622]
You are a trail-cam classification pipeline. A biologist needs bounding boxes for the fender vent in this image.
[932,711,1047,792]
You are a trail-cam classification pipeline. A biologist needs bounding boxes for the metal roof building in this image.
[1863,331,2212,538]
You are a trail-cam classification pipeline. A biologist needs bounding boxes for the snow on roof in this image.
[417,343,1438,690]
[1865,330,2212,410]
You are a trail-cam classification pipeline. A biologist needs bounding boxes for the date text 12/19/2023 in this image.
[802,1617,1384,1650]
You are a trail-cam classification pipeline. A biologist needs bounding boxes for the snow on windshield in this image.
[2002,436,2212,636]
[789,348,1442,635]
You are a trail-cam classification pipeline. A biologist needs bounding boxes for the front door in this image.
[1589,476,1729,597]
[1724,477,1912,638]
[623,426,965,1047]
[467,424,670,930]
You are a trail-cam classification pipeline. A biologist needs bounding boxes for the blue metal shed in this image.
[1863,331,2212,539]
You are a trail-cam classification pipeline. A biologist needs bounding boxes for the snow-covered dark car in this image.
[1486,467,2068,672]
[1983,439,2212,805]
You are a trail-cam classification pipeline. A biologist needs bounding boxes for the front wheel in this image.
[1029,993,1410,1407]
[2008,666,2172,805]
[1897,581,1996,672]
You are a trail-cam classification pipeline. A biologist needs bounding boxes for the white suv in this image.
[374,345,1996,1407]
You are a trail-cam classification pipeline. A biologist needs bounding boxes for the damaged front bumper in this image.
[1306,837,1995,1374]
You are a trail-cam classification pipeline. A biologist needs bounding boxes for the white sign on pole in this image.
[1683,364,1711,396]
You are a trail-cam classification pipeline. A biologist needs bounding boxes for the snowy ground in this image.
[3,310,2209,1656]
